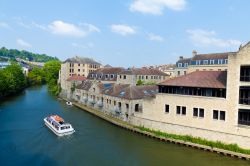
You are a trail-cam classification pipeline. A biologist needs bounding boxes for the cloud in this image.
[110,24,136,36]
[148,33,164,42]
[0,22,10,29]
[187,29,241,48]
[16,39,32,48]
[72,42,94,49]
[129,0,186,15]
[48,20,100,38]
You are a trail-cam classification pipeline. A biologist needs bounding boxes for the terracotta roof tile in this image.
[159,71,227,89]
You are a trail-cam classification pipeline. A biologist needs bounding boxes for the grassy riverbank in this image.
[136,126,250,155]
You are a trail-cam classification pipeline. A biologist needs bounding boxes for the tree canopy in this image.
[0,47,58,62]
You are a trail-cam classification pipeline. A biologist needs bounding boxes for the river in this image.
[0,86,249,166]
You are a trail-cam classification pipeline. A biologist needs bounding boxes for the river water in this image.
[0,86,249,166]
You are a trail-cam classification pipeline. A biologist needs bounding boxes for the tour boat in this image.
[44,115,75,136]
[66,101,72,106]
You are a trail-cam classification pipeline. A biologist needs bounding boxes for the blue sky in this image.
[0,0,249,67]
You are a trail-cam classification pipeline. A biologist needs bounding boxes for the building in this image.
[175,50,232,76]
[59,56,101,98]
[117,68,169,85]
[130,42,250,149]
[74,81,158,121]
[175,56,191,76]
[87,67,125,83]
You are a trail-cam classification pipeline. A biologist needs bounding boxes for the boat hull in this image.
[44,118,75,136]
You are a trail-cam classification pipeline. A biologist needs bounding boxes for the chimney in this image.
[192,50,197,56]
[179,56,183,60]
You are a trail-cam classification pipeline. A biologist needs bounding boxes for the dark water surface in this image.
[0,86,249,166]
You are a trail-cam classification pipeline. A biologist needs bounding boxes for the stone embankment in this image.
[63,99,250,161]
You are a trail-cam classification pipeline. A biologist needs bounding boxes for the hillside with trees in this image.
[0,47,58,62]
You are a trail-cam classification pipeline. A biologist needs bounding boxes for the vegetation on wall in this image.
[0,63,27,98]
[136,126,250,155]
[0,47,58,62]
[136,79,156,86]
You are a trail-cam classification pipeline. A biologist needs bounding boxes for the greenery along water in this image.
[0,86,249,166]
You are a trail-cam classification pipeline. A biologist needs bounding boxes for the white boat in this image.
[44,115,75,136]
[66,101,72,106]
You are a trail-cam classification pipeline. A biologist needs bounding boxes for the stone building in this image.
[116,68,169,85]
[175,50,231,76]
[59,56,101,97]
[87,67,125,83]
[130,42,250,149]
[74,81,158,121]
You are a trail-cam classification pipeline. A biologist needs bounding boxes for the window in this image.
[176,106,181,114]
[203,60,208,65]
[196,60,201,65]
[184,63,188,67]
[146,76,148,79]
[178,63,182,67]
[110,74,114,79]
[240,66,250,82]
[218,59,223,64]
[239,86,250,105]
[78,63,80,66]
[225,59,228,64]
[213,110,226,121]
[123,75,126,79]
[178,71,180,76]
[142,76,144,79]
[193,108,204,118]
[199,109,204,117]
[238,109,250,126]
[210,60,215,65]
[193,108,198,117]
[176,106,186,115]
[120,75,122,79]
[83,69,85,72]
[78,69,80,72]
[213,110,219,119]
[165,104,169,113]
[135,104,141,112]
[105,74,109,79]
[220,111,226,120]
[184,71,187,75]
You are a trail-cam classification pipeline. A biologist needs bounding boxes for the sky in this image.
[0,0,250,67]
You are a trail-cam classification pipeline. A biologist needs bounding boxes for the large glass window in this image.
[238,109,250,126]
[240,66,250,82]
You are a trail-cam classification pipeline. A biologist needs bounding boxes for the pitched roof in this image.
[176,58,192,63]
[103,84,158,100]
[192,52,236,60]
[64,56,101,65]
[87,67,125,81]
[159,71,227,89]
[67,75,87,81]
[75,80,93,90]
[119,68,168,76]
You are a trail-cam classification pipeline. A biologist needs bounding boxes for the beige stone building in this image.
[87,67,125,84]
[130,42,250,149]
[59,56,101,98]
[174,50,232,77]
[73,81,158,121]
[117,68,169,85]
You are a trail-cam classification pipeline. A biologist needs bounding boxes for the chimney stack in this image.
[192,50,197,57]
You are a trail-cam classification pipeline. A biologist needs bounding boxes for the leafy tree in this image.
[27,67,45,85]
[0,63,27,98]
[43,60,61,95]
[136,79,144,86]
[0,47,59,62]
